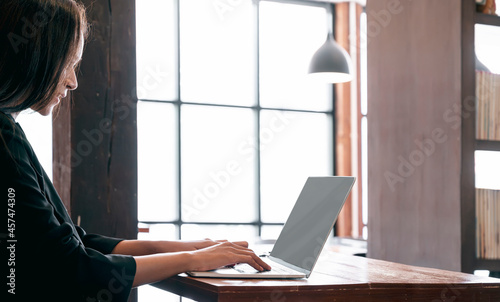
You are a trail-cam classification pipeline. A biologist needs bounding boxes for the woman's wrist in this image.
[152,240,190,253]
[132,251,197,287]
[111,240,172,256]
[152,239,216,253]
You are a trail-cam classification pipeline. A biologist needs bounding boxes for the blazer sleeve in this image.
[0,119,136,302]
[76,226,124,254]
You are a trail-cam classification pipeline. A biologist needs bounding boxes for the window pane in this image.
[16,111,52,180]
[137,101,178,221]
[361,116,368,225]
[136,0,177,101]
[475,151,500,190]
[261,225,283,241]
[475,24,500,73]
[260,110,332,223]
[259,2,331,111]
[179,0,255,106]
[360,12,368,116]
[137,223,178,240]
[181,224,258,243]
[139,285,180,302]
[181,106,256,222]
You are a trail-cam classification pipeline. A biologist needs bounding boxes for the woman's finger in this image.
[225,245,272,271]
[231,241,249,248]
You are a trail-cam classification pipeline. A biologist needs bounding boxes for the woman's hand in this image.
[132,240,271,287]
[189,241,271,272]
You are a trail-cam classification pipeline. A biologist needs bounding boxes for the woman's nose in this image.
[66,70,78,91]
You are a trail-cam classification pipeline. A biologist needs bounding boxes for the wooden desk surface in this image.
[152,252,500,301]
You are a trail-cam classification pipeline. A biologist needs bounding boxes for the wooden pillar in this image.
[334,2,363,238]
[367,0,462,271]
[52,0,137,241]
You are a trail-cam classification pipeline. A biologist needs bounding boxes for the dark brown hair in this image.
[0,0,88,114]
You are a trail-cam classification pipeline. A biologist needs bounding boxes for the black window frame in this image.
[137,0,337,240]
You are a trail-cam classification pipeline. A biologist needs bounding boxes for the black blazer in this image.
[0,112,136,302]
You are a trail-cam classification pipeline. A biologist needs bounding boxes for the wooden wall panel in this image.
[367,0,462,271]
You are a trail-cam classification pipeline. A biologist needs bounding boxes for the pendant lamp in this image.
[308,4,353,83]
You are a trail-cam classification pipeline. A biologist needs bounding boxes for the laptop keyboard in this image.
[233,258,300,275]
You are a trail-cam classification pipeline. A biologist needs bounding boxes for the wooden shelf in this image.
[475,12,500,26]
[472,8,500,273]
[474,259,500,271]
[476,140,500,151]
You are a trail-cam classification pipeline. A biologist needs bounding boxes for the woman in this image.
[0,1,270,301]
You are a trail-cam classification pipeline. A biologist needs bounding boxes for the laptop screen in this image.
[270,176,355,272]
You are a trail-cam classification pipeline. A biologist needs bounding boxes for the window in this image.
[16,111,53,179]
[360,10,368,239]
[475,24,500,192]
[136,0,333,237]
[136,0,338,300]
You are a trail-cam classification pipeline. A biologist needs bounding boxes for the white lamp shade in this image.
[308,34,353,83]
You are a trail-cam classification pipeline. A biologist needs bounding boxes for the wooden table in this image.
[152,252,500,301]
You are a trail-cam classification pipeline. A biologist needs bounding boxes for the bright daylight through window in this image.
[136,0,337,300]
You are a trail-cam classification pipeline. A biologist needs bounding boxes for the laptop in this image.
[187,176,356,279]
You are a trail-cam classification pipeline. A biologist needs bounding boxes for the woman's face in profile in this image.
[38,33,84,116]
